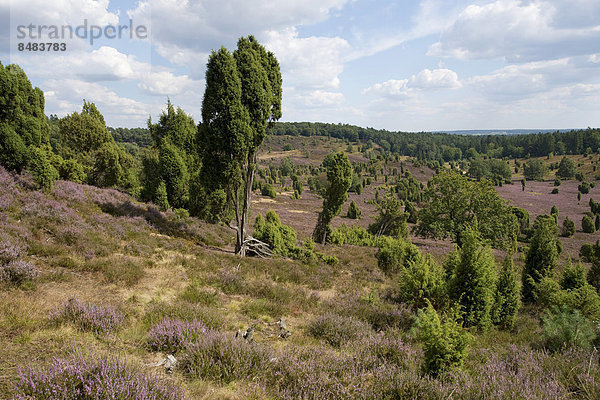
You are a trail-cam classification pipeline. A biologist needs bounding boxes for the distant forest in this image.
[112,121,600,162]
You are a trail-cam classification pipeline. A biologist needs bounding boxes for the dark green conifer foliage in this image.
[200,37,282,255]
[492,254,521,330]
[583,215,595,233]
[522,215,559,303]
[416,302,470,377]
[154,180,170,211]
[313,152,353,244]
[346,200,361,219]
[446,229,497,330]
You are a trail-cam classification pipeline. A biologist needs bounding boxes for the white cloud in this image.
[265,28,350,90]
[410,68,462,89]
[43,79,151,126]
[11,46,201,98]
[429,0,600,62]
[127,0,351,55]
[363,68,461,97]
[297,90,345,107]
[468,56,600,100]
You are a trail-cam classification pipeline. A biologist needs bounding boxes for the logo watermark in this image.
[16,19,148,46]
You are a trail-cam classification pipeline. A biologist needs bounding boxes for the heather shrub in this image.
[307,313,372,347]
[541,306,596,352]
[0,240,24,264]
[15,351,184,400]
[147,318,207,353]
[50,298,124,336]
[355,332,420,370]
[179,282,218,306]
[180,330,270,383]
[415,302,470,377]
[143,301,224,330]
[0,240,37,285]
[263,344,382,400]
[0,259,38,284]
[397,252,446,309]
[327,293,415,331]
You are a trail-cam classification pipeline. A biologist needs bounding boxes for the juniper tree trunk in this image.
[236,153,257,256]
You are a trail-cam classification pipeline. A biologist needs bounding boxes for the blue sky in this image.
[2,0,600,131]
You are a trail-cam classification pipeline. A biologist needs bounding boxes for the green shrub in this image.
[261,183,276,198]
[346,200,361,219]
[541,306,596,352]
[397,252,446,309]
[491,256,521,330]
[329,225,379,247]
[376,239,420,275]
[522,215,559,303]
[551,188,559,194]
[253,210,297,257]
[154,180,169,211]
[582,215,595,233]
[368,196,408,239]
[561,260,587,290]
[562,217,575,237]
[59,158,86,183]
[579,182,591,194]
[446,229,497,330]
[415,302,470,377]
[536,276,600,320]
[27,146,59,191]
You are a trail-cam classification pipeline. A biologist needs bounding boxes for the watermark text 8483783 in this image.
[17,42,66,52]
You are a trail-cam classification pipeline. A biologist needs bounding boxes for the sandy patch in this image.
[254,198,276,204]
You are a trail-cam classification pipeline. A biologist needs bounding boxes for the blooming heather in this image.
[50,298,124,336]
[15,351,184,400]
[148,318,208,353]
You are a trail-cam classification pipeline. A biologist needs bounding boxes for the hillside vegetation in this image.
[3,44,600,399]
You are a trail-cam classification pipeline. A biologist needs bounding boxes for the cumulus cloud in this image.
[429,0,600,62]
[468,56,600,100]
[296,90,345,107]
[264,28,350,90]
[127,0,351,56]
[363,68,462,97]
[43,78,151,126]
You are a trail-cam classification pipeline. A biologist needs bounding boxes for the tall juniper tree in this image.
[313,152,353,244]
[200,37,282,255]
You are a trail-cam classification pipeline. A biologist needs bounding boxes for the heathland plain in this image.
[3,53,600,398]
